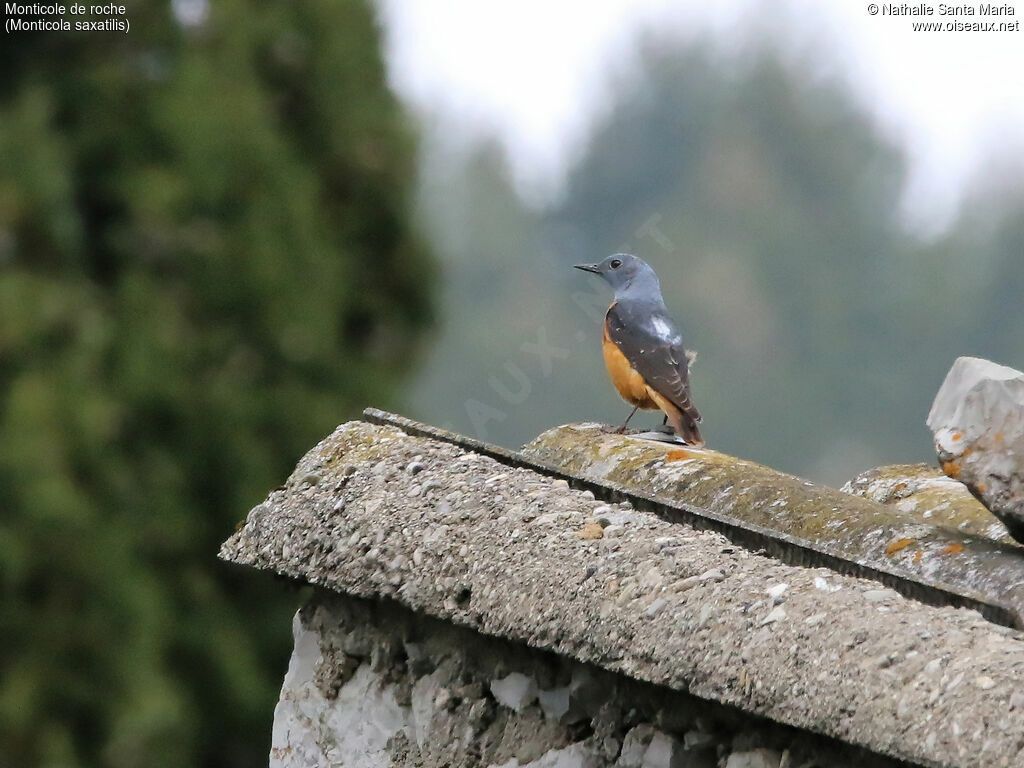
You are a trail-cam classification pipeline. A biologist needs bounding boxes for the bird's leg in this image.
[656,413,674,434]
[616,405,640,434]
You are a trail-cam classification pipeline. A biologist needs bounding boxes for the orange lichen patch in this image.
[666,449,693,462]
[913,550,923,563]
[942,460,961,479]
[994,432,1003,443]
[976,482,987,493]
[951,432,963,442]
[940,543,965,555]
[885,538,916,556]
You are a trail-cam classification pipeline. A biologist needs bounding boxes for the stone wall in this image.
[272,592,901,768]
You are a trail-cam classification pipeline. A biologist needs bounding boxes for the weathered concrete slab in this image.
[221,419,1024,768]
[523,423,1024,625]
[928,356,1024,543]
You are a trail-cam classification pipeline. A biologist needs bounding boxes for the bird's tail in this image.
[666,403,704,447]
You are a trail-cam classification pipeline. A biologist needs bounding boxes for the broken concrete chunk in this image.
[641,731,685,768]
[493,744,597,768]
[490,671,538,712]
[725,749,784,768]
[927,356,1024,543]
[537,685,571,720]
[617,724,657,767]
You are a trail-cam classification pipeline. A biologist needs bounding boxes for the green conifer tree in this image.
[0,1,434,765]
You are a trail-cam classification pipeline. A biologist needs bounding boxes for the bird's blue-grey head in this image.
[573,253,663,302]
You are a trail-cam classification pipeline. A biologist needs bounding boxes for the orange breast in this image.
[602,326,657,409]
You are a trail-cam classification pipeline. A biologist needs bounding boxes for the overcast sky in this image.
[377,0,1024,236]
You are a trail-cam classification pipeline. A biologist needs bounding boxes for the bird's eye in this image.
[609,259,622,269]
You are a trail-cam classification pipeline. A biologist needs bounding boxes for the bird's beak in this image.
[574,263,601,274]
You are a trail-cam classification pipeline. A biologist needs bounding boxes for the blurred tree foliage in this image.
[408,41,1024,484]
[0,1,434,766]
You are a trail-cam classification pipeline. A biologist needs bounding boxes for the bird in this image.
[574,253,704,446]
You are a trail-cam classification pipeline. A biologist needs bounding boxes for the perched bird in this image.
[574,254,704,446]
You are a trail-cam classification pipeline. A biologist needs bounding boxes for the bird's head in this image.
[574,253,661,299]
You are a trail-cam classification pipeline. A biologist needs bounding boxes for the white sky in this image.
[377,0,1024,235]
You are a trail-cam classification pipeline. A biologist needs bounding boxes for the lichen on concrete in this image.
[842,463,1013,544]
[927,356,1024,544]
[522,423,1024,624]
[222,419,1024,768]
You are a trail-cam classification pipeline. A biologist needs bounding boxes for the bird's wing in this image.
[605,302,701,423]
